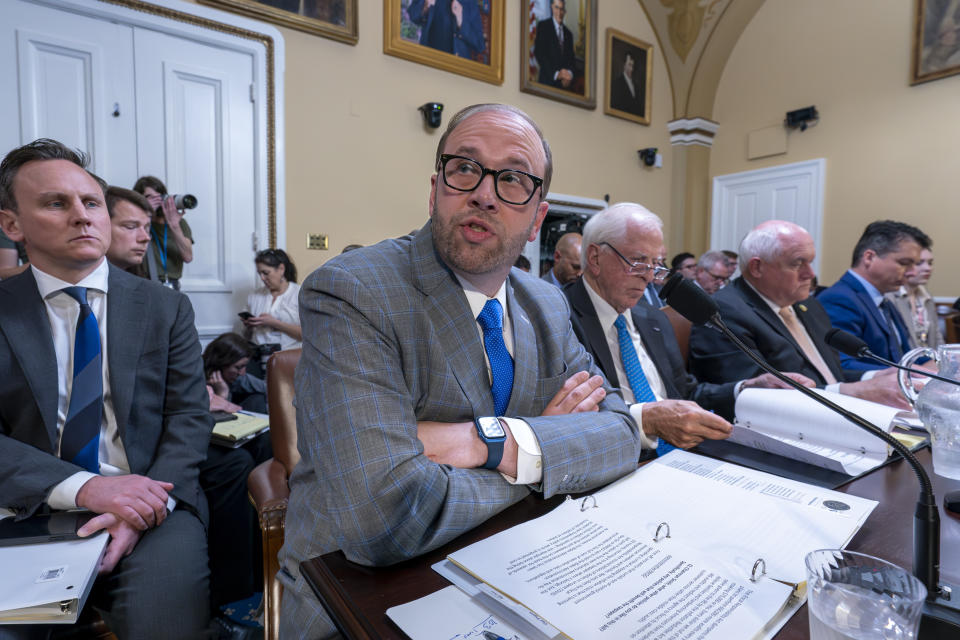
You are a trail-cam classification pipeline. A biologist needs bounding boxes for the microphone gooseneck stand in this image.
[657,274,960,627]
[824,328,960,387]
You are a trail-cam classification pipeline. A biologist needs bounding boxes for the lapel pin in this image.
[798,304,807,313]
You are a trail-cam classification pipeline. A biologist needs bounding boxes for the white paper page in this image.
[0,533,107,617]
[593,450,876,584]
[386,585,528,640]
[448,498,792,640]
[734,388,901,456]
[727,424,887,475]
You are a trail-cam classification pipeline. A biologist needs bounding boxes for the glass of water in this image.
[805,549,926,640]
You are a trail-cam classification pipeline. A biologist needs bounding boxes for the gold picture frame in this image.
[603,28,652,125]
[519,0,597,109]
[198,0,358,45]
[385,1,504,85]
[911,0,960,84]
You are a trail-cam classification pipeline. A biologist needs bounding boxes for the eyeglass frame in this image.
[436,154,544,206]
[703,269,730,284]
[599,242,670,280]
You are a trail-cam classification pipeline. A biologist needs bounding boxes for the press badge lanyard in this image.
[151,224,168,272]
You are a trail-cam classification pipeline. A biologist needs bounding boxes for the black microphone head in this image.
[659,273,719,325]
[824,328,869,357]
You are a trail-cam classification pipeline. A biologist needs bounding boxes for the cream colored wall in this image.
[272,2,674,273]
[711,0,960,296]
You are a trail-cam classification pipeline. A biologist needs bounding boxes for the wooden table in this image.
[302,449,960,639]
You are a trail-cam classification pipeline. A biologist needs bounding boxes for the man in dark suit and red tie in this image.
[535,0,577,89]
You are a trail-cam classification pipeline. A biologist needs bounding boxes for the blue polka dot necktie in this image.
[614,314,675,456]
[477,299,513,416]
[59,287,102,473]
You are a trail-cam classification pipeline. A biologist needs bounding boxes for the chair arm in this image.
[247,458,290,514]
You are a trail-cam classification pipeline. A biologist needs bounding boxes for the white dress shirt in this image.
[582,278,667,449]
[246,282,302,350]
[457,275,543,485]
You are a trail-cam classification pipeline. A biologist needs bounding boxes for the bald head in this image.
[739,220,816,306]
[551,232,582,284]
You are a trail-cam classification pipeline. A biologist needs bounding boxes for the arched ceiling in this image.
[638,0,766,120]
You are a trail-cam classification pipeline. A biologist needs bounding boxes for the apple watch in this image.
[474,416,506,470]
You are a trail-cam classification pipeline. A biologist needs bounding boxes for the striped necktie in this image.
[59,287,102,473]
[614,315,675,456]
[477,299,513,416]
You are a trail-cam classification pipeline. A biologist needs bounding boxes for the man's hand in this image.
[541,371,606,416]
[642,400,733,448]
[75,475,173,531]
[557,69,574,87]
[78,512,143,574]
[840,373,912,411]
[451,0,462,26]
[160,196,183,228]
[742,372,817,390]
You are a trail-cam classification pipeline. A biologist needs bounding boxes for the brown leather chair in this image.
[660,304,692,368]
[247,348,301,640]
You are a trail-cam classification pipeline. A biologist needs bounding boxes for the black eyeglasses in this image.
[600,242,670,280]
[437,154,544,206]
[704,269,729,284]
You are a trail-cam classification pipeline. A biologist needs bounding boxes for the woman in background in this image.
[887,248,943,349]
[242,248,302,351]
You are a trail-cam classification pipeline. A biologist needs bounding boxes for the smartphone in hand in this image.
[238,312,253,320]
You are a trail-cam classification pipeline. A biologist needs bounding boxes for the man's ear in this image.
[584,243,602,277]
[746,257,764,279]
[0,209,23,243]
[527,200,549,243]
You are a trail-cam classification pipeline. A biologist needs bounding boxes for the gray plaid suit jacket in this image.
[278,221,640,638]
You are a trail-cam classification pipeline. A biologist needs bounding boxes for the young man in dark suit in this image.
[0,139,211,638]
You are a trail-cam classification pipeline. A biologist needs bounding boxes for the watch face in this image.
[478,417,505,439]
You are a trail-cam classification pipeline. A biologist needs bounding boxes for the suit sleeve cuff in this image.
[499,417,542,485]
[630,403,659,450]
[47,472,96,510]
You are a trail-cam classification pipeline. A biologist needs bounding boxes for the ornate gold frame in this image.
[198,0,358,44]
[101,0,279,247]
[911,0,960,85]
[603,28,653,126]
[519,0,597,110]
[384,0,504,85]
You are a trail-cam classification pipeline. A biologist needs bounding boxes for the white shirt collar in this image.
[32,259,110,300]
[742,278,786,315]
[582,276,634,334]
[455,274,508,322]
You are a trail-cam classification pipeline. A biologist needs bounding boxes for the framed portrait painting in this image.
[603,28,652,125]
[384,1,504,85]
[520,0,597,109]
[199,0,358,44]
[911,0,960,84]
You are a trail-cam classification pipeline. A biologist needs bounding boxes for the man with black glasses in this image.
[277,104,641,638]
[694,250,731,294]
[563,203,809,454]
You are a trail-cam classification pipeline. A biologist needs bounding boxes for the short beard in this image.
[431,203,535,276]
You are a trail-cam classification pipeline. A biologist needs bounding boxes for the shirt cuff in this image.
[825,383,842,394]
[860,370,878,381]
[47,471,97,510]
[630,403,659,450]
[167,496,178,513]
[499,417,542,485]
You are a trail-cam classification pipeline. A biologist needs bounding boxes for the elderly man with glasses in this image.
[694,250,731,294]
[277,104,641,638]
[562,203,813,455]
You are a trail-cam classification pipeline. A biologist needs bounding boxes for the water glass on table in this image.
[805,549,926,640]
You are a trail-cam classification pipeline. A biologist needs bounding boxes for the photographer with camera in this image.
[133,175,195,290]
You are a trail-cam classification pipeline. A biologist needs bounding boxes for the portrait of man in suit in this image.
[0,139,212,637]
[276,103,640,638]
[405,0,487,61]
[534,0,578,90]
[604,29,652,124]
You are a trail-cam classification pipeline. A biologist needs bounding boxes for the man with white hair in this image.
[689,220,911,409]
[693,250,730,294]
[563,204,813,451]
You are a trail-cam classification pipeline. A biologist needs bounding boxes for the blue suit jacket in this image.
[278,221,639,638]
[819,271,911,374]
[408,0,485,60]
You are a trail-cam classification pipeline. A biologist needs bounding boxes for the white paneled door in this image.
[710,159,826,273]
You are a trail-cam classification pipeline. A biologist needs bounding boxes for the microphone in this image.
[825,328,960,387]
[659,273,958,624]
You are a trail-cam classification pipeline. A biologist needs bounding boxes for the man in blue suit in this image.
[408,0,485,60]
[819,220,930,374]
[277,104,641,638]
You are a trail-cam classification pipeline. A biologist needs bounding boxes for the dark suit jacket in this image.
[408,0,485,59]
[610,72,644,116]
[534,17,576,87]
[819,271,911,373]
[564,278,738,419]
[688,276,850,387]
[0,265,211,523]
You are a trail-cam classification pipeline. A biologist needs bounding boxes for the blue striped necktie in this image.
[614,314,675,456]
[477,299,513,416]
[60,287,102,473]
